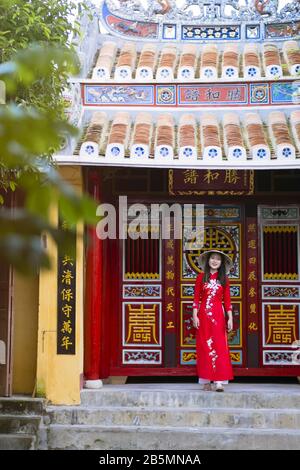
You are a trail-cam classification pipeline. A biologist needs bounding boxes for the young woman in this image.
[192,250,234,392]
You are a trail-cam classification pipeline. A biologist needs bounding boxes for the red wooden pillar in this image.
[84,169,102,382]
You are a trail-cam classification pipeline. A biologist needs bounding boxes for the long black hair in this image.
[202,252,227,286]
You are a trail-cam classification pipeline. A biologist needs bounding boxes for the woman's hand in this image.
[193,314,200,329]
[227,317,233,332]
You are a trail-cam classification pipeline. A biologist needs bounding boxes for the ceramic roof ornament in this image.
[198,249,234,274]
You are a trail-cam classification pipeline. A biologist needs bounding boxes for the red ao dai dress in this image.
[193,271,234,382]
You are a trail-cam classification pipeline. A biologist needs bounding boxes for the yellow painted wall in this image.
[36,166,84,405]
[12,273,39,394]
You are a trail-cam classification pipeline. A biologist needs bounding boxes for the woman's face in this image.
[208,253,222,270]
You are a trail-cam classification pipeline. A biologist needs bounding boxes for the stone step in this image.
[0,434,36,450]
[0,415,41,434]
[0,397,44,415]
[80,385,300,410]
[46,405,300,429]
[44,424,300,450]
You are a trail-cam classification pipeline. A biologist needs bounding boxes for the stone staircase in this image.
[40,383,300,450]
[0,396,44,450]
